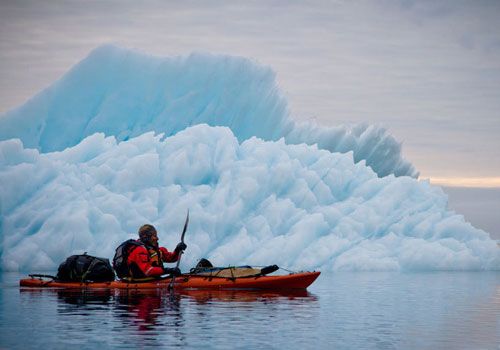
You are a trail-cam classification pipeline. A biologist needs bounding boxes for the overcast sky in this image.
[0,0,499,236]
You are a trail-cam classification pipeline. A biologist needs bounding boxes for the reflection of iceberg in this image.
[0,46,498,273]
[0,45,416,178]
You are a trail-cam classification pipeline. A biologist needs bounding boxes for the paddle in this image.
[168,210,189,291]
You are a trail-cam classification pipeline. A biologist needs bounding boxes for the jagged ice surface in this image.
[0,125,498,272]
[0,45,497,272]
[0,45,416,178]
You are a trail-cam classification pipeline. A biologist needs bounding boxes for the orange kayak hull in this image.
[20,271,320,290]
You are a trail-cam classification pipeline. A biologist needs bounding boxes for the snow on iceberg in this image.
[0,45,416,178]
[1,125,498,272]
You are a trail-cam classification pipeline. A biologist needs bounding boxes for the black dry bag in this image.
[56,253,115,282]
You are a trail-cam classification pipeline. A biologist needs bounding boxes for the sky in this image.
[0,0,499,237]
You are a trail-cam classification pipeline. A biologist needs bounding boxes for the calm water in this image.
[0,272,498,349]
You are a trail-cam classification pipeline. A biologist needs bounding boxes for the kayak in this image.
[20,271,320,290]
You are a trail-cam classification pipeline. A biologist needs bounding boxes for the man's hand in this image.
[174,242,187,253]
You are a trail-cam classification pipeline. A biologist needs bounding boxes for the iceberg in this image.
[1,126,498,272]
[0,45,416,178]
[0,46,497,272]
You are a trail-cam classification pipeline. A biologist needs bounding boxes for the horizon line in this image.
[423,177,500,188]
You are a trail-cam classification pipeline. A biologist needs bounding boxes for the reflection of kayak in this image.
[20,287,316,304]
[177,288,315,302]
[20,271,320,290]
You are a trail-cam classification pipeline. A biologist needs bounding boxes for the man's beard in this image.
[140,237,159,249]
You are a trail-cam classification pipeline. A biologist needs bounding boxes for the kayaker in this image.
[126,224,187,279]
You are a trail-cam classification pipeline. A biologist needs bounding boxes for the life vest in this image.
[147,247,163,266]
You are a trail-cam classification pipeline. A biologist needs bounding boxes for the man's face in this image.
[150,232,159,247]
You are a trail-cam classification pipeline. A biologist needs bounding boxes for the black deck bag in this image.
[56,253,115,282]
[113,239,144,279]
[189,258,214,274]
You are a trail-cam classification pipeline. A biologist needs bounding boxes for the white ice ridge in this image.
[0,125,497,272]
[0,45,416,178]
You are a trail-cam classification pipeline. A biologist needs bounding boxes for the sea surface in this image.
[0,271,498,349]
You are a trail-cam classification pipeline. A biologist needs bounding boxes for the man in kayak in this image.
[126,224,187,279]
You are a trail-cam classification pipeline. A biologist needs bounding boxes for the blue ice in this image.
[0,46,498,272]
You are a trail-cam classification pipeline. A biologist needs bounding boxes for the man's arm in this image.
[159,247,180,263]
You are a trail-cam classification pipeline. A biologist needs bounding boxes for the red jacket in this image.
[127,243,179,278]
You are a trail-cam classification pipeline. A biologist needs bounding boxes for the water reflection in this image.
[56,289,112,306]
[115,289,182,331]
[179,288,314,304]
[13,273,498,349]
[19,287,317,336]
